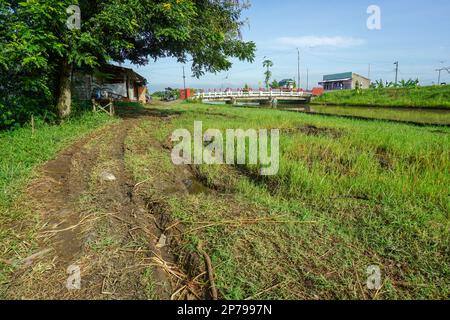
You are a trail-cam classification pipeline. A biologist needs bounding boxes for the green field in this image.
[312,85,450,109]
[126,102,450,299]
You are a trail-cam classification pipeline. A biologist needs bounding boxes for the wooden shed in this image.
[73,64,148,103]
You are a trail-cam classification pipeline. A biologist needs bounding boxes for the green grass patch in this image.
[312,85,450,109]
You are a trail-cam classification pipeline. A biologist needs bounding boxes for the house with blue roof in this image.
[318,72,370,91]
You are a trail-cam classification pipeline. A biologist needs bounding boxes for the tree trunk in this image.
[56,61,73,118]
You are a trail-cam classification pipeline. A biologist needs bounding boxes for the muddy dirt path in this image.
[6,112,197,300]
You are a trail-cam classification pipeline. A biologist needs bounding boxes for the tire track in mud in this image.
[6,113,200,300]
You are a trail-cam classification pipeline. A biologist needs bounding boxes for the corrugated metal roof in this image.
[100,64,147,84]
[323,72,353,81]
[318,79,352,84]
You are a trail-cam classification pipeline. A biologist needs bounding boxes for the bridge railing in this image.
[194,89,310,99]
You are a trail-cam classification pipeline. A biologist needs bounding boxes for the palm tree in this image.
[263,59,274,89]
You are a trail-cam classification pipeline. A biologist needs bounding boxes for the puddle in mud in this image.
[183,178,209,195]
[284,125,343,138]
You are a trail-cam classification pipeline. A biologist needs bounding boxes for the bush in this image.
[0,77,56,130]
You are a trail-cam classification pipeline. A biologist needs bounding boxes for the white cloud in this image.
[277,36,366,48]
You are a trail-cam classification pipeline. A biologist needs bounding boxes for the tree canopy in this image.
[0,0,256,128]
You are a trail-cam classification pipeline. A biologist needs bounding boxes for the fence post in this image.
[31,115,35,137]
[110,99,115,116]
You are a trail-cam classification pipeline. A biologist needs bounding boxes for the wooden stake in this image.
[198,243,218,300]
[110,99,115,116]
[31,115,35,136]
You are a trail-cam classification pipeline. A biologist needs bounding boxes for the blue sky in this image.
[125,0,450,92]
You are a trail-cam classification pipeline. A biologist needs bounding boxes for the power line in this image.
[305,51,393,66]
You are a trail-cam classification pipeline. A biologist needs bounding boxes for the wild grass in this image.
[312,85,450,109]
[128,102,449,299]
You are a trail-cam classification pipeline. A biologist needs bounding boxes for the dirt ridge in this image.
[6,116,198,300]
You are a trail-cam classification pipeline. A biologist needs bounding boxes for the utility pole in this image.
[297,48,301,89]
[436,66,450,85]
[306,68,309,91]
[394,61,399,84]
[368,64,371,81]
[182,66,186,91]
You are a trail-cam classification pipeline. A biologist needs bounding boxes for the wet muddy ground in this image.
[5,109,213,300]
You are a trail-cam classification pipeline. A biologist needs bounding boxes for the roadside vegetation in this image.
[124,102,449,299]
[312,85,450,109]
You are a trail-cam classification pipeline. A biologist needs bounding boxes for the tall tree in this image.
[0,0,256,121]
[263,59,273,89]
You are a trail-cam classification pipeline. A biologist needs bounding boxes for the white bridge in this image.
[194,89,313,106]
